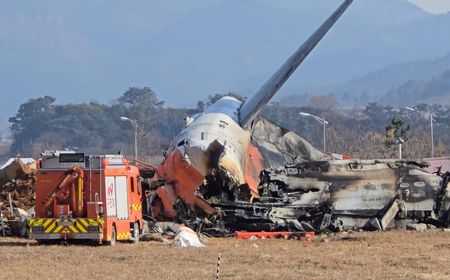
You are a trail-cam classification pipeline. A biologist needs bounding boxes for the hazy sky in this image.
[408,0,450,13]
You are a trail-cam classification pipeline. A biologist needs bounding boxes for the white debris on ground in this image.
[173,225,205,247]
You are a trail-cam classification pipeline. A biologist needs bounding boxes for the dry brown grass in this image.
[1,230,450,280]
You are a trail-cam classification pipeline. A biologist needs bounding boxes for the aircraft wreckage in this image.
[143,118,450,236]
[141,0,450,236]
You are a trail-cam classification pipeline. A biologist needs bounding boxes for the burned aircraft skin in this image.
[257,160,448,231]
[154,158,448,236]
[152,0,354,221]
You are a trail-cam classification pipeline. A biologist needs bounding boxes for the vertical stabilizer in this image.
[239,0,353,128]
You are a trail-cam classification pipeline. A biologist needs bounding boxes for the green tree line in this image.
[5,88,450,163]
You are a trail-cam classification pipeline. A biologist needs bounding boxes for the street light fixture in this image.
[299,112,329,152]
[394,137,405,160]
[403,107,434,158]
[120,116,138,160]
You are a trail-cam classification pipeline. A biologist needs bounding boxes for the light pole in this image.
[404,107,434,158]
[394,137,404,160]
[299,112,329,152]
[120,117,138,160]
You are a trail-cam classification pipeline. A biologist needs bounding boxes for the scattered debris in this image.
[0,158,35,217]
[427,224,437,230]
[406,223,428,232]
[173,225,205,247]
[235,231,307,240]
[141,220,178,243]
[8,208,29,237]
[0,178,35,217]
[0,158,35,183]
[0,158,35,237]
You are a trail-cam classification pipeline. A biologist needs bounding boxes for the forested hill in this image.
[331,53,450,104]
[3,88,450,164]
[276,65,450,108]
[380,70,450,106]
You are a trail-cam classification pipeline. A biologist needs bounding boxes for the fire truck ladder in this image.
[43,166,84,216]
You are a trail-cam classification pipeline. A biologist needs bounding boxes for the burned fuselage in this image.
[166,158,447,236]
[257,160,448,230]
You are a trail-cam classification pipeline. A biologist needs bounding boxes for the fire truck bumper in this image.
[29,218,104,241]
[30,233,103,239]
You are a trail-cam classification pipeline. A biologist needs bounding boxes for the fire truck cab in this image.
[29,151,143,245]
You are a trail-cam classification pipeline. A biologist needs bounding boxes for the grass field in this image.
[1,230,450,280]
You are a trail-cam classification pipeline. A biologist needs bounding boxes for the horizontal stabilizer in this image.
[239,0,353,128]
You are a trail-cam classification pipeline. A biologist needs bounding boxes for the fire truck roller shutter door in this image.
[115,176,129,220]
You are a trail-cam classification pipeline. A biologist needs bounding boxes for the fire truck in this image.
[28,151,143,245]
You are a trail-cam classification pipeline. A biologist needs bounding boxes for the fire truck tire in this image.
[108,225,117,246]
[132,222,140,244]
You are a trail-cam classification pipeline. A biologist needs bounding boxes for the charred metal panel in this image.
[251,118,325,170]
[258,159,446,230]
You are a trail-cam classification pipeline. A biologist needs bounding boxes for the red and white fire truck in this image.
[29,151,143,245]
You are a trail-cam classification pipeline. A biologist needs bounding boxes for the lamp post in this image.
[404,107,434,158]
[394,137,405,160]
[299,112,328,152]
[120,117,138,160]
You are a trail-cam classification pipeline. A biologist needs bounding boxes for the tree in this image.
[50,102,119,148]
[9,96,56,155]
[384,117,409,148]
[117,87,180,159]
[118,87,163,120]
[196,101,205,112]
[362,102,395,132]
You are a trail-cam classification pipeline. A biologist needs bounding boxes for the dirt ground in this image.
[1,230,450,280]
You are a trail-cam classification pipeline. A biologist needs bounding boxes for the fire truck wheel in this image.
[108,225,117,246]
[132,222,140,244]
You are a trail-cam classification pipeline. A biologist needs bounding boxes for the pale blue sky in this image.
[408,0,450,13]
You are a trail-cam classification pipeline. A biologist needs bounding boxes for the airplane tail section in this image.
[239,0,353,128]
